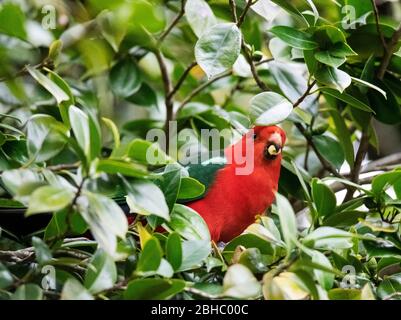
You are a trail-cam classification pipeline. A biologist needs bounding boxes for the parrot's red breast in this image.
[188,126,286,242]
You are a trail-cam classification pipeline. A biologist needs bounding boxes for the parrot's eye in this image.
[253,133,258,140]
[264,143,282,160]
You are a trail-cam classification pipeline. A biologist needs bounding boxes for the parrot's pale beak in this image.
[264,132,283,160]
[269,132,283,147]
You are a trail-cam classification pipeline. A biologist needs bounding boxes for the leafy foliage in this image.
[0,0,401,301]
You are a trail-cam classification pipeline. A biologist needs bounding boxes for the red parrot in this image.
[185,125,286,242]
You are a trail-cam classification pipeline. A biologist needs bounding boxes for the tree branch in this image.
[229,0,238,24]
[343,127,370,201]
[242,42,271,92]
[370,0,388,55]
[378,22,401,80]
[168,61,197,100]
[295,123,344,179]
[293,80,317,108]
[158,0,187,44]
[176,59,273,113]
[237,0,254,28]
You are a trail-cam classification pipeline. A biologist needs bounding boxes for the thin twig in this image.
[242,42,270,91]
[295,123,345,179]
[237,0,254,28]
[168,61,197,99]
[293,80,317,108]
[343,127,370,201]
[176,59,273,112]
[378,22,401,79]
[177,69,232,112]
[229,0,238,24]
[370,0,388,55]
[158,0,187,44]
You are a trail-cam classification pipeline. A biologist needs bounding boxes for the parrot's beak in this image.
[264,132,283,160]
[269,132,283,147]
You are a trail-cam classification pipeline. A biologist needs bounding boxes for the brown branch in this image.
[242,42,271,91]
[295,123,344,179]
[0,248,34,263]
[360,151,401,173]
[155,50,174,149]
[229,0,238,24]
[0,60,50,83]
[343,128,370,201]
[168,61,197,100]
[293,80,317,108]
[237,0,254,28]
[176,58,273,113]
[177,69,232,112]
[370,0,388,55]
[378,22,401,80]
[44,162,80,172]
[158,0,187,44]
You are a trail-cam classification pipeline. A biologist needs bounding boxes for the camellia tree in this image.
[0,0,401,300]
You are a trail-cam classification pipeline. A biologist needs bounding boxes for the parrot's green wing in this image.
[180,152,227,203]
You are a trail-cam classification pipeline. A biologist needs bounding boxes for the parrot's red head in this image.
[252,125,286,163]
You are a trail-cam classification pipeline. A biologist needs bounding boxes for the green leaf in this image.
[223,234,275,262]
[47,69,75,126]
[270,26,318,50]
[155,165,182,212]
[185,0,217,38]
[61,278,94,300]
[78,191,128,256]
[177,177,205,200]
[1,169,44,199]
[0,3,26,39]
[178,239,211,272]
[312,135,345,169]
[377,274,401,300]
[195,23,241,78]
[0,263,13,290]
[68,106,101,162]
[102,117,120,153]
[270,0,308,24]
[311,179,336,217]
[315,67,351,93]
[275,193,298,253]
[321,88,374,112]
[368,80,401,125]
[12,284,43,300]
[263,271,310,300]
[126,82,158,107]
[26,114,69,163]
[166,232,183,271]
[125,179,169,221]
[269,61,317,109]
[223,264,261,299]
[84,250,117,294]
[110,58,142,98]
[328,288,361,300]
[371,171,401,195]
[326,98,355,167]
[32,237,52,265]
[176,102,211,120]
[124,278,185,300]
[166,204,210,242]
[250,92,293,126]
[96,159,148,178]
[302,227,354,250]
[26,186,74,216]
[136,237,163,273]
[27,67,70,104]
[315,51,346,68]
[128,139,172,166]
